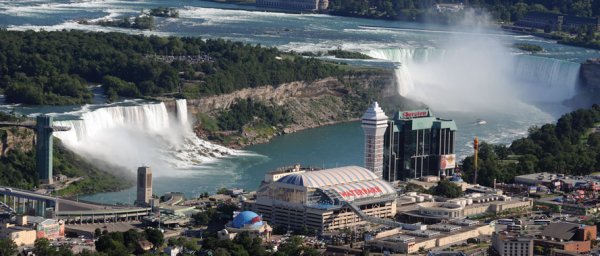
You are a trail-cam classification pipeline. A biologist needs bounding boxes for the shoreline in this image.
[236,118,361,150]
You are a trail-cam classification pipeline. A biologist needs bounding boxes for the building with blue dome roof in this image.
[218,211,272,240]
[231,211,264,229]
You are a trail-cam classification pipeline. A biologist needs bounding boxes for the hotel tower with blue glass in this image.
[362,104,457,182]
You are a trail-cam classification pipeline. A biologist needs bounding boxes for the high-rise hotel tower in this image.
[361,102,388,179]
[362,106,457,182]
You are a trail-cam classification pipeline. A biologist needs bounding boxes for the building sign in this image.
[439,154,456,169]
[251,216,262,224]
[400,109,430,119]
[338,186,383,198]
[36,222,64,239]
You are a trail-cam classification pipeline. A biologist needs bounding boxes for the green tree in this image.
[215,248,231,256]
[145,228,164,249]
[0,238,18,256]
[192,211,211,225]
[404,183,429,194]
[431,180,463,198]
[34,238,52,256]
[511,3,529,21]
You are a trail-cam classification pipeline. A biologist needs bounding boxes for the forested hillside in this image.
[328,0,600,22]
[0,30,341,105]
[461,105,600,187]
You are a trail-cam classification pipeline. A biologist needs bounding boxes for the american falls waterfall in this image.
[54,99,235,176]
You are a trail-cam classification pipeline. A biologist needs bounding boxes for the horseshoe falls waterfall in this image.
[366,46,581,110]
[54,100,236,177]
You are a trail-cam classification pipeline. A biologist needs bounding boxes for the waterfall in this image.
[394,64,415,97]
[512,55,580,100]
[365,47,581,103]
[364,48,443,64]
[56,103,171,144]
[54,100,236,175]
[176,99,189,128]
[365,48,441,98]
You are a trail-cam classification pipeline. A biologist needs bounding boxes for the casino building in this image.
[253,165,397,232]
[362,104,457,182]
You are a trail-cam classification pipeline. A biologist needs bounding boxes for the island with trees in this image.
[77,15,155,30]
[0,30,342,105]
[148,7,179,18]
[513,43,544,53]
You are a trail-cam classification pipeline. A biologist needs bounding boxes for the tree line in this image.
[461,105,600,187]
[0,30,342,105]
[216,99,292,132]
[328,0,600,22]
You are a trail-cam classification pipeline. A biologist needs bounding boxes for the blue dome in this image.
[232,211,263,229]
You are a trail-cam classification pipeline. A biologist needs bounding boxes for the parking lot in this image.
[493,211,585,233]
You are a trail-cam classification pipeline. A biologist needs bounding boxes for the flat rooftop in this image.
[373,223,487,245]
[65,222,142,234]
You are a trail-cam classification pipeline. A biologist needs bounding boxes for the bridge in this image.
[0,115,71,184]
[0,121,70,131]
[0,186,150,222]
[343,201,404,228]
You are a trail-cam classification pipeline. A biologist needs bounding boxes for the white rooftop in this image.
[361,102,388,121]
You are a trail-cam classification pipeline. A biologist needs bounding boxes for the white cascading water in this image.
[55,99,236,176]
[365,48,441,96]
[366,47,581,104]
[176,99,190,132]
[393,64,415,97]
[512,55,581,101]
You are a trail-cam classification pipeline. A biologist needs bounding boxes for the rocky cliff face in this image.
[0,128,35,157]
[567,59,600,108]
[581,59,600,92]
[179,72,397,147]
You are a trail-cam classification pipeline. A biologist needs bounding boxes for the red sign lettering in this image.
[402,111,429,118]
[338,186,383,198]
[251,216,262,224]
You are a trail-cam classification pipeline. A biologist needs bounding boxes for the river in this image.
[0,0,598,204]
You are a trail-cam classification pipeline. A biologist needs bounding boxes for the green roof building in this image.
[383,109,457,182]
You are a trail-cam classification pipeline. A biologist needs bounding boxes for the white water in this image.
[54,100,237,176]
[176,99,189,130]
[366,47,581,105]
[393,64,415,97]
[365,48,444,64]
[512,55,581,101]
